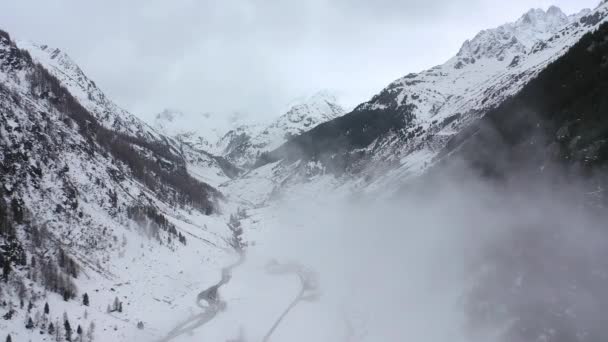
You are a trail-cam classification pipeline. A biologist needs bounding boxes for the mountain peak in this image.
[517,6,567,27]
[547,5,565,17]
[307,89,339,104]
[215,90,346,166]
[18,40,159,139]
[281,90,339,113]
[281,90,344,124]
[456,5,574,62]
[520,8,546,22]
[19,41,84,78]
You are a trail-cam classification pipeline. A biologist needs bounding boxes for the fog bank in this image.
[223,168,608,342]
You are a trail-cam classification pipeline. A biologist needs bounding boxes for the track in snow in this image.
[261,261,320,342]
[157,252,246,342]
[158,256,319,342]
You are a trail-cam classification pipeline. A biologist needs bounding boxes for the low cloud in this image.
[0,1,599,119]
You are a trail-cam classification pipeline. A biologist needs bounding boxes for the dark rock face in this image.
[255,5,608,178]
[260,105,413,171]
[442,22,608,342]
[444,22,608,177]
[581,12,604,27]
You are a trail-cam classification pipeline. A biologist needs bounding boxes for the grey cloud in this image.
[0,0,598,120]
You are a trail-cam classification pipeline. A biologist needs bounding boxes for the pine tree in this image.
[58,249,66,268]
[5,334,11,342]
[44,302,50,314]
[25,316,34,329]
[77,325,82,336]
[82,293,89,306]
[2,261,11,282]
[1,308,13,320]
[48,322,55,335]
[112,296,120,312]
[118,301,123,313]
[64,317,73,342]
[18,249,26,266]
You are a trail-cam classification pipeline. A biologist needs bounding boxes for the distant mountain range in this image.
[257,3,608,190]
[152,90,345,168]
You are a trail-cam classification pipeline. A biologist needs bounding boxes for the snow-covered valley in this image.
[2,2,608,342]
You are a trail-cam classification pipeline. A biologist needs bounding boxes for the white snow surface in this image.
[3,3,608,342]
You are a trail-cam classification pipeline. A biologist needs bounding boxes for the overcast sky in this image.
[1,0,600,120]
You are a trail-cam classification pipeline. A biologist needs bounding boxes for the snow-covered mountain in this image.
[253,91,345,151]
[3,2,608,342]
[216,91,345,167]
[357,5,591,120]
[151,109,243,186]
[14,41,241,188]
[17,41,160,140]
[153,91,345,168]
[151,109,254,153]
[219,13,608,342]
[0,29,243,342]
[249,2,608,204]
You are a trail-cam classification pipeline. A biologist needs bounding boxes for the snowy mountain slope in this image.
[2,3,608,342]
[440,19,608,180]
[427,20,608,342]
[215,91,346,168]
[17,41,239,188]
[152,109,256,153]
[364,1,608,188]
[0,29,241,342]
[152,91,344,170]
[148,110,242,187]
[175,139,242,188]
[247,3,608,204]
[201,19,608,342]
[355,5,590,122]
[17,41,160,140]
[151,91,345,170]
[252,91,345,152]
[154,109,215,151]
